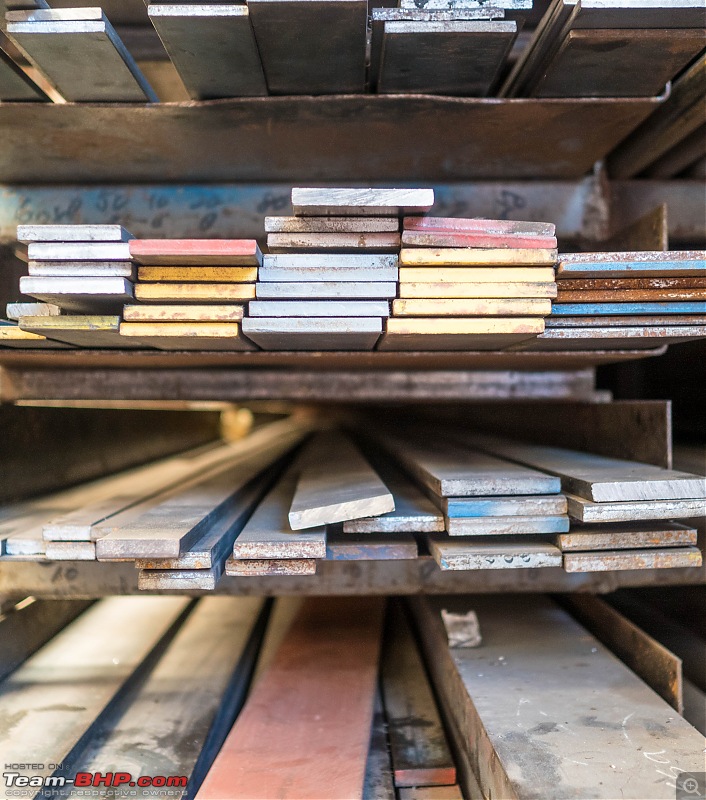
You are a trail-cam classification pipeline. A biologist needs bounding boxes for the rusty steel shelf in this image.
[0,94,663,183]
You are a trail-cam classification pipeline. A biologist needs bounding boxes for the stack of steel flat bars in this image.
[458,430,706,572]
[11,224,138,349]
[502,0,706,98]
[0,592,704,799]
[379,215,558,351]
[1,417,703,582]
[521,249,706,351]
[243,188,432,350]
[119,238,261,351]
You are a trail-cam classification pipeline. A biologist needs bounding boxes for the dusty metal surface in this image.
[0,95,663,182]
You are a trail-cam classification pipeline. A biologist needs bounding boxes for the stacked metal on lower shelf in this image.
[0,593,703,799]
[0,416,703,587]
[381,215,558,351]
[3,188,706,353]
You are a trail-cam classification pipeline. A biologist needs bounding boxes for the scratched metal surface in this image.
[0,96,662,182]
[417,595,706,799]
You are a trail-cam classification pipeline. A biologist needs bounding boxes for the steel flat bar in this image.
[403,216,555,235]
[565,493,706,523]
[556,521,698,551]
[231,465,327,560]
[401,230,557,248]
[16,223,133,242]
[563,547,702,572]
[119,323,257,351]
[225,557,317,576]
[66,597,266,797]
[382,602,456,787]
[429,537,562,569]
[149,5,267,98]
[123,304,245,322]
[399,267,557,282]
[288,431,394,529]
[241,317,383,350]
[343,457,445,534]
[258,267,398,282]
[0,597,190,794]
[248,0,367,94]
[463,432,706,502]
[267,232,400,251]
[19,315,143,349]
[265,216,400,233]
[325,533,418,560]
[378,318,544,351]
[18,277,134,312]
[249,300,390,317]
[6,14,156,101]
[134,283,255,301]
[256,282,398,299]
[392,298,552,316]
[378,20,516,96]
[401,248,557,265]
[371,432,560,497]
[27,261,136,278]
[291,188,435,216]
[445,514,569,535]
[130,239,261,265]
[519,327,706,351]
[533,28,706,98]
[412,594,706,798]
[552,302,706,315]
[398,282,557,298]
[441,494,567,517]
[195,597,384,799]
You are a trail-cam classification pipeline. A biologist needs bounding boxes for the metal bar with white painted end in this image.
[249,300,391,317]
[291,188,434,216]
[16,224,133,243]
[256,281,398,299]
[26,242,132,261]
[19,277,134,312]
